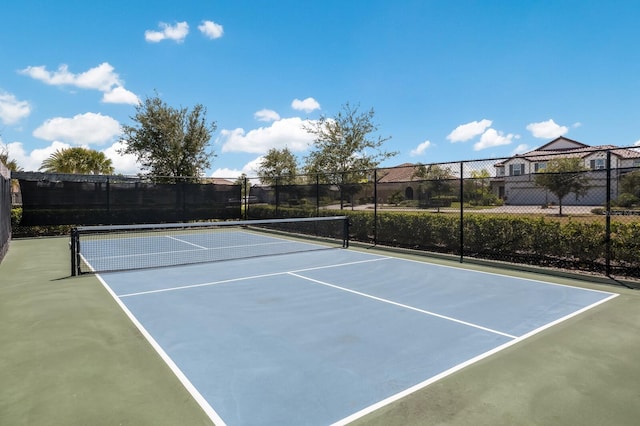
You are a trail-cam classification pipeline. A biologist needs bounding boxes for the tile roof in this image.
[377,163,422,182]
[495,140,640,166]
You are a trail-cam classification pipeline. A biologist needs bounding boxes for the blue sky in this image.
[1,0,639,178]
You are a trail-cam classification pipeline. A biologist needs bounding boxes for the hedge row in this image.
[12,203,639,278]
[247,205,640,277]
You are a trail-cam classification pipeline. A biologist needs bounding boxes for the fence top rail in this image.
[12,171,240,184]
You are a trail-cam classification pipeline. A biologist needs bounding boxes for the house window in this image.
[534,162,546,172]
[590,159,605,170]
[509,163,525,176]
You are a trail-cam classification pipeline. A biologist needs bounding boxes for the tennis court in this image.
[72,217,617,426]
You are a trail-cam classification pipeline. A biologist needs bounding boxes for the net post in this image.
[70,228,79,276]
[343,216,350,248]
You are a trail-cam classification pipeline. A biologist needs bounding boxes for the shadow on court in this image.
[1,237,640,425]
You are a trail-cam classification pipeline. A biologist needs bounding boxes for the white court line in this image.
[165,235,207,249]
[117,257,392,298]
[331,292,619,426]
[119,271,287,298]
[106,248,620,426]
[94,273,228,426]
[288,272,517,339]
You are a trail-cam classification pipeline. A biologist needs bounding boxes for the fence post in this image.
[605,150,612,276]
[316,174,320,217]
[182,180,187,222]
[373,168,378,245]
[243,176,248,220]
[275,176,279,217]
[107,175,111,224]
[459,162,464,262]
[340,173,345,210]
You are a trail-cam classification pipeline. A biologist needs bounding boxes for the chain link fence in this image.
[0,161,10,264]
[14,172,242,226]
[8,146,640,281]
[245,146,640,281]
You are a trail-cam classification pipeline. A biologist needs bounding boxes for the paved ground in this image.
[1,237,640,425]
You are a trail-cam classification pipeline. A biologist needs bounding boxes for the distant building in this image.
[376,163,424,202]
[373,137,640,206]
[492,137,640,205]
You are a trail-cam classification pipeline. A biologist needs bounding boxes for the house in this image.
[376,163,459,205]
[376,163,423,201]
[492,137,640,205]
[372,137,640,207]
[210,178,236,185]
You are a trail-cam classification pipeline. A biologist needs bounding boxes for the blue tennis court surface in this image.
[95,234,617,426]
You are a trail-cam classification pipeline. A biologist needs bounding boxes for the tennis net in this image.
[71,216,349,275]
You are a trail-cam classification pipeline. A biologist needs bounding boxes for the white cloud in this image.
[210,158,263,180]
[33,112,121,145]
[254,109,280,122]
[474,129,518,151]
[20,64,74,86]
[19,62,138,105]
[219,117,315,154]
[145,21,189,43]
[21,63,117,91]
[242,157,264,176]
[511,144,530,155]
[447,119,492,142]
[572,122,582,128]
[101,141,141,175]
[291,97,320,113]
[634,140,640,147]
[4,139,140,175]
[102,86,140,105]
[410,140,432,157]
[0,91,31,125]
[210,167,242,179]
[5,140,70,172]
[526,119,568,139]
[198,20,224,39]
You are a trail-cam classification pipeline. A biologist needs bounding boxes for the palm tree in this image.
[39,147,114,174]
[0,145,22,172]
[1,144,24,201]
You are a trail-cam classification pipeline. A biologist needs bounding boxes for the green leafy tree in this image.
[464,169,497,206]
[412,164,456,211]
[534,157,590,215]
[619,170,640,198]
[119,95,216,182]
[39,147,114,174]
[303,102,396,183]
[257,147,298,186]
[234,173,249,199]
[613,170,640,207]
[304,102,396,208]
[388,190,405,206]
